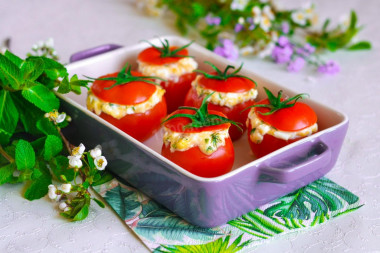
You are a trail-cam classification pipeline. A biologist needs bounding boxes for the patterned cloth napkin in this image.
[93,177,362,252]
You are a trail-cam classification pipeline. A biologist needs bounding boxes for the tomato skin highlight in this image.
[255,99,317,131]
[184,86,255,141]
[98,98,167,142]
[137,46,189,65]
[161,72,196,113]
[161,137,234,178]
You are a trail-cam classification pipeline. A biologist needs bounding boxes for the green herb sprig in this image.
[143,38,193,58]
[0,50,111,221]
[246,87,308,116]
[86,63,164,90]
[195,61,257,86]
[163,93,242,131]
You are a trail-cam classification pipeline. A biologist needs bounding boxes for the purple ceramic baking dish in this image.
[59,36,349,228]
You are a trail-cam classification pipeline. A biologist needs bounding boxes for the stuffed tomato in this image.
[137,39,198,113]
[87,64,167,142]
[246,87,318,158]
[184,62,257,141]
[161,95,240,177]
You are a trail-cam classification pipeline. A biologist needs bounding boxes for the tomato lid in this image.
[255,98,317,131]
[91,71,157,105]
[138,46,189,65]
[164,109,230,133]
[198,72,256,93]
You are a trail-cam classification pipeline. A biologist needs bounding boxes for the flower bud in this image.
[60,183,72,193]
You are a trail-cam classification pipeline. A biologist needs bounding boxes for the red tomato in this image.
[247,97,317,158]
[90,71,167,142]
[184,73,256,141]
[161,109,234,177]
[138,46,196,113]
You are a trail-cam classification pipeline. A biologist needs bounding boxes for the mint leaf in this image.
[20,57,44,81]
[24,174,51,200]
[0,163,15,185]
[11,92,44,135]
[51,155,74,182]
[0,53,22,89]
[73,204,89,221]
[92,172,113,186]
[347,41,371,50]
[36,117,59,136]
[4,50,23,67]
[15,140,35,170]
[57,76,71,94]
[93,198,105,208]
[349,10,357,30]
[0,90,19,145]
[68,74,89,95]
[29,56,67,80]
[21,84,59,112]
[43,135,63,161]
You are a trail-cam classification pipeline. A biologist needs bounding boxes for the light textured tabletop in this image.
[1,0,380,252]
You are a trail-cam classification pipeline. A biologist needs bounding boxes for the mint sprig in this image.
[246,87,308,116]
[163,93,242,131]
[143,38,193,58]
[195,61,257,86]
[87,63,164,89]
[0,49,111,221]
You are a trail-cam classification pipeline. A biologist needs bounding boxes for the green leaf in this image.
[50,155,74,182]
[0,163,16,185]
[349,10,357,30]
[93,198,105,208]
[36,117,59,136]
[0,53,22,89]
[15,140,35,170]
[43,135,63,161]
[0,89,19,145]
[20,57,44,81]
[24,174,51,200]
[57,76,71,94]
[11,92,44,135]
[28,56,67,80]
[92,172,114,186]
[31,168,43,179]
[4,50,23,67]
[21,84,59,112]
[347,41,371,50]
[73,204,89,221]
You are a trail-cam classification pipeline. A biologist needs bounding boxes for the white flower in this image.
[230,0,249,11]
[89,145,102,158]
[32,44,38,50]
[238,17,245,24]
[59,201,67,210]
[68,155,83,169]
[37,40,44,47]
[258,42,275,58]
[302,2,314,18]
[291,11,307,26]
[44,110,66,124]
[260,16,272,32]
[60,183,72,193]
[252,6,262,24]
[263,5,274,20]
[71,143,85,157]
[239,46,254,56]
[48,185,59,200]
[45,38,54,48]
[94,156,107,171]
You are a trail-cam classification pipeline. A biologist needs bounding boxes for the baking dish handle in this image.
[259,140,332,184]
[69,44,122,63]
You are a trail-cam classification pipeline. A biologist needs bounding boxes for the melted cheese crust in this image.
[138,57,198,82]
[192,75,258,108]
[163,127,229,155]
[87,86,165,119]
[246,108,318,143]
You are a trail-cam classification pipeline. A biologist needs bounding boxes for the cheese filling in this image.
[192,75,258,108]
[87,86,165,119]
[138,57,198,82]
[246,108,318,143]
[163,127,229,155]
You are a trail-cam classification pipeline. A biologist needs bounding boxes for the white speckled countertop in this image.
[1,0,379,252]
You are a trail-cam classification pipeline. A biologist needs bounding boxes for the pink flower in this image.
[271,45,293,64]
[318,60,340,75]
[287,57,306,72]
[213,39,239,61]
